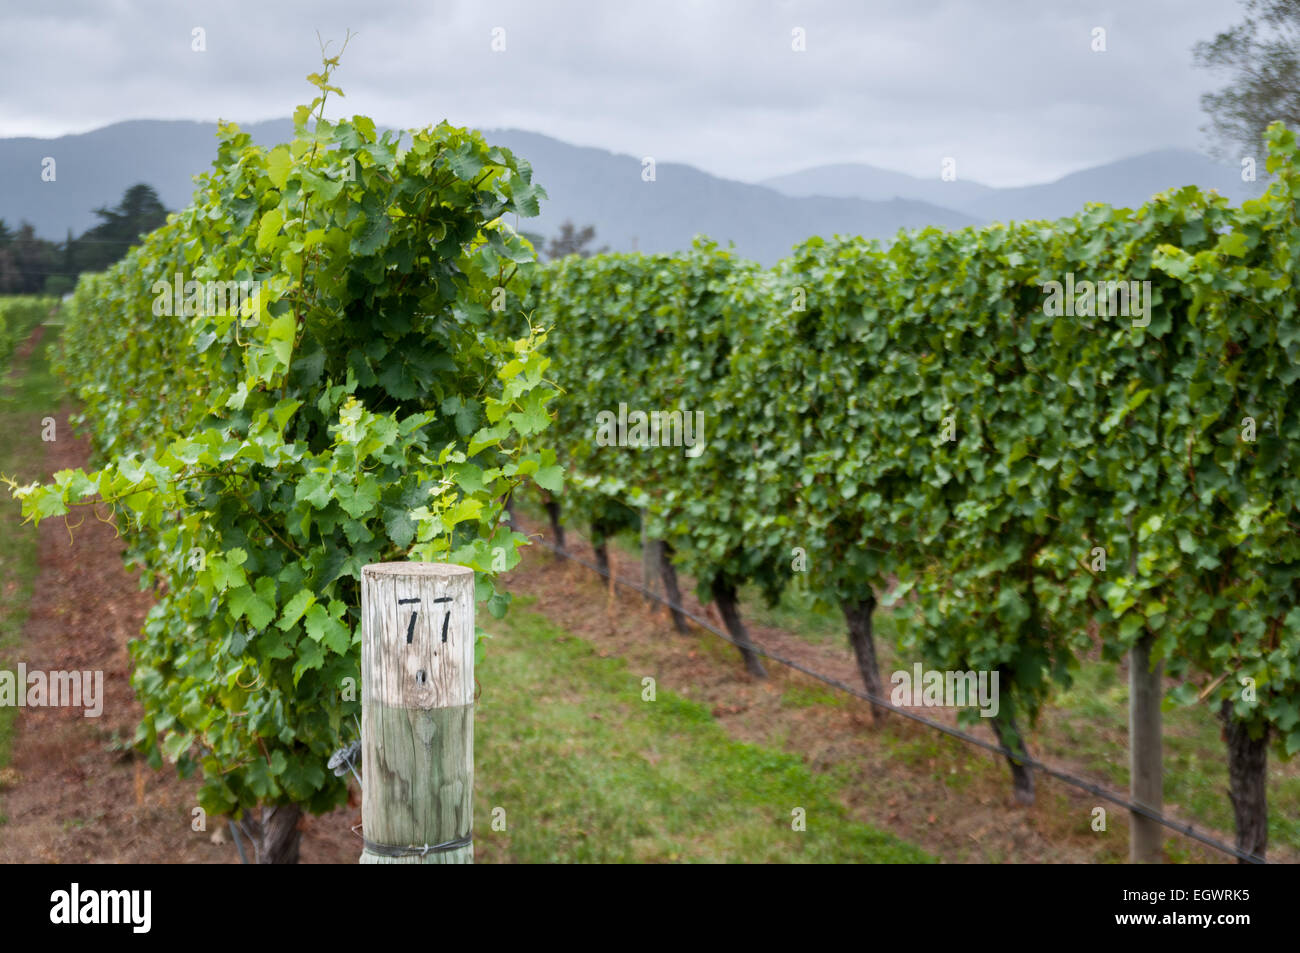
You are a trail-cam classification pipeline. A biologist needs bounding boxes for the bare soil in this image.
[0,333,357,863]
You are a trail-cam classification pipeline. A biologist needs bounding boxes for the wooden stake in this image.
[360,562,475,864]
[640,511,658,609]
[1130,631,1163,863]
[605,546,617,628]
[1128,517,1163,864]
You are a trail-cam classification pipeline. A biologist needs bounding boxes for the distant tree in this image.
[0,247,19,294]
[0,220,16,293]
[62,228,75,285]
[1193,0,1300,158]
[7,222,59,295]
[71,183,169,273]
[0,185,169,294]
[543,220,607,261]
[0,220,34,293]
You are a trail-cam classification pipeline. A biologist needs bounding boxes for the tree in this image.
[1193,0,1300,158]
[8,223,59,295]
[543,221,606,261]
[0,187,167,292]
[0,249,19,295]
[71,183,169,273]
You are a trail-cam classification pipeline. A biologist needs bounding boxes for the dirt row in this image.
[0,335,355,863]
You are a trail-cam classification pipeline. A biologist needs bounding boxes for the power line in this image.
[529,530,1267,865]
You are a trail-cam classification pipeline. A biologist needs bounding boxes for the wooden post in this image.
[360,562,475,864]
[1127,516,1162,863]
[640,510,658,608]
[1130,631,1163,863]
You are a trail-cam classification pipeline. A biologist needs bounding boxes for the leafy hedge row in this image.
[0,296,54,373]
[527,124,1300,856]
[7,64,559,850]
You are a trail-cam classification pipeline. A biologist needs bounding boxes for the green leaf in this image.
[534,463,564,493]
[1218,231,1249,257]
[229,577,277,630]
[383,507,416,548]
[293,638,325,685]
[277,588,316,630]
[443,497,483,527]
[352,212,390,255]
[468,421,510,456]
[266,311,297,368]
[446,144,485,181]
[266,145,293,190]
[507,389,551,437]
[352,114,376,141]
[304,602,352,655]
[256,208,284,251]
[296,470,333,509]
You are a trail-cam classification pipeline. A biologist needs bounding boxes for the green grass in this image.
[0,326,63,820]
[474,599,933,862]
[601,523,858,645]
[740,580,847,645]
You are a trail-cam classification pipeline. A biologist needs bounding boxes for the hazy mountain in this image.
[764,149,1266,224]
[0,119,975,264]
[481,129,975,263]
[955,149,1265,222]
[762,162,995,207]
[6,121,1255,266]
[0,119,295,241]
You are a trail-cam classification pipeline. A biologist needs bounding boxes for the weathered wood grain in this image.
[360,563,475,864]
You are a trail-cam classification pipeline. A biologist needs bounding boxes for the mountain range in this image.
[760,150,1264,223]
[0,119,1264,265]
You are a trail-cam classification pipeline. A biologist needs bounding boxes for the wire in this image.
[531,531,1268,865]
[227,819,250,865]
[351,825,473,858]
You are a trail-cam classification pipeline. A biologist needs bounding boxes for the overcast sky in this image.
[0,0,1247,187]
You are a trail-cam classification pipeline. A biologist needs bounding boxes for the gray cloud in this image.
[0,0,1245,186]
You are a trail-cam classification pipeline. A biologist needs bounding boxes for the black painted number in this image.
[398,597,420,643]
[397,596,452,645]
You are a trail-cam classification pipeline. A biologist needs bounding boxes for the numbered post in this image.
[360,562,475,864]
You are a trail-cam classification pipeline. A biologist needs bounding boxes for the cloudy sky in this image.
[0,0,1247,187]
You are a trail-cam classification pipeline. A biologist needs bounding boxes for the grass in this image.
[600,520,884,648]
[473,595,933,863]
[740,580,847,645]
[0,325,62,821]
